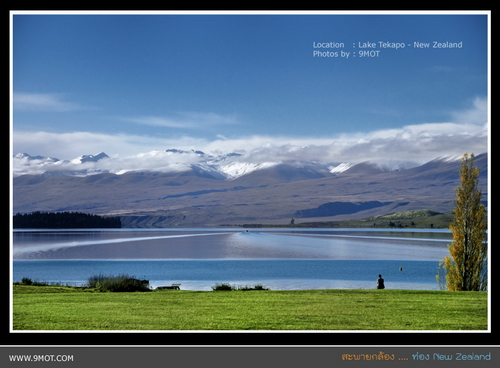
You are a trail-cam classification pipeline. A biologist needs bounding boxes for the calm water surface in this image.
[13,228,451,290]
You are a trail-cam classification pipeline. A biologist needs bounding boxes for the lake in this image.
[12,228,452,290]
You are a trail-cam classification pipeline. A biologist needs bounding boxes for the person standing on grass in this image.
[377,274,385,289]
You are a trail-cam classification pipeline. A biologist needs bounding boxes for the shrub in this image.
[238,284,270,291]
[251,284,269,290]
[18,277,49,286]
[87,273,150,292]
[211,283,235,291]
[21,277,33,285]
[211,283,270,291]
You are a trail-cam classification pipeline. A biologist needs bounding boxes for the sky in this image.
[11,11,489,166]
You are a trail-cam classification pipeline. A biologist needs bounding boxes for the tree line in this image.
[13,211,121,228]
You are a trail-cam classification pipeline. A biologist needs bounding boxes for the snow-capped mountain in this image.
[13,151,110,177]
[191,150,358,179]
[11,149,281,179]
[11,148,434,180]
[13,153,63,176]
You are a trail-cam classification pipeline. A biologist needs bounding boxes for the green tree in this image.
[438,153,487,291]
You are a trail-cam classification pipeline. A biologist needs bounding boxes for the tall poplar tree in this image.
[439,153,487,291]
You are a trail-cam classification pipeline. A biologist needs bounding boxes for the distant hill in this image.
[13,153,487,227]
[294,201,392,218]
[295,209,455,229]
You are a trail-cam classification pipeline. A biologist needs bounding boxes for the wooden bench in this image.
[157,283,181,290]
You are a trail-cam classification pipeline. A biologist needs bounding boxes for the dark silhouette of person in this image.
[377,274,385,289]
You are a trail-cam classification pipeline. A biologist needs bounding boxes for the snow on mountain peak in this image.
[14,153,60,162]
[216,161,279,180]
[13,149,351,179]
[329,162,354,174]
[70,152,109,164]
[434,154,464,163]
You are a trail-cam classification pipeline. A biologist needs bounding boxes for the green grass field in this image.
[12,285,488,331]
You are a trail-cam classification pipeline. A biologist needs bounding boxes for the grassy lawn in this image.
[12,285,488,330]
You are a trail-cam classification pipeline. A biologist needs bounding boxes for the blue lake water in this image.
[12,228,452,290]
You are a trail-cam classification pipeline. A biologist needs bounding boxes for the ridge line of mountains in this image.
[13,150,488,227]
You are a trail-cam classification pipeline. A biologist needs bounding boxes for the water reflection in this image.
[13,229,450,261]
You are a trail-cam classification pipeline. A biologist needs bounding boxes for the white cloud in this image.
[12,143,208,177]
[123,112,239,129]
[12,123,487,177]
[450,96,488,125]
[99,150,202,175]
[12,131,208,159]
[123,116,197,129]
[13,92,83,112]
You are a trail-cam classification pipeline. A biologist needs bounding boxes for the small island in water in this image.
[13,211,121,229]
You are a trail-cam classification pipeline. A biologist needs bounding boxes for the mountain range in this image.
[12,149,419,180]
[12,150,488,227]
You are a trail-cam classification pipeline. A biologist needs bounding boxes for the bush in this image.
[251,284,269,291]
[21,277,33,285]
[237,284,270,291]
[87,273,150,292]
[211,283,235,291]
[211,283,270,291]
[18,277,49,286]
